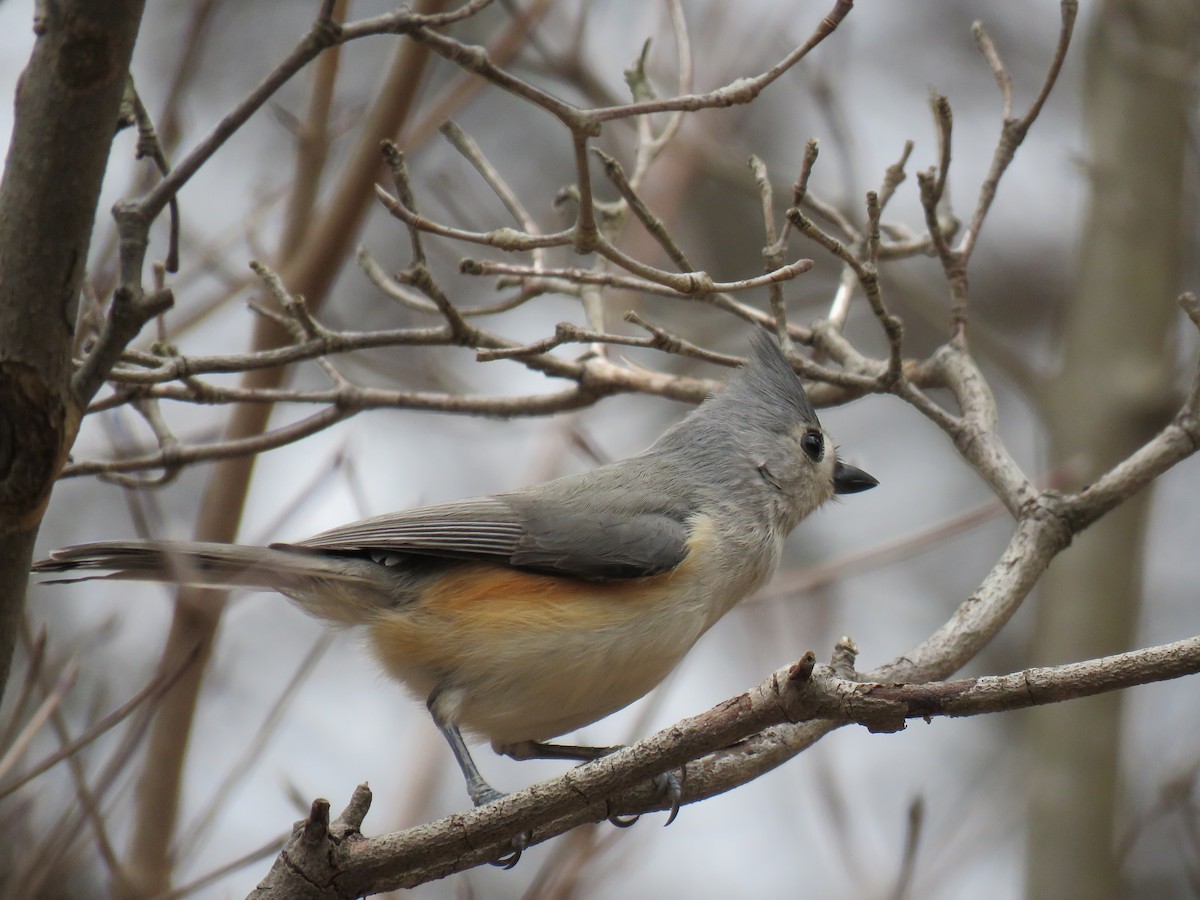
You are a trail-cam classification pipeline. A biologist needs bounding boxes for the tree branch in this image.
[253,629,1200,894]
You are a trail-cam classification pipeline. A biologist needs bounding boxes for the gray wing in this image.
[278,469,695,582]
[285,496,523,558]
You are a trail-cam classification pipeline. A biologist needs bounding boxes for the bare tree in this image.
[1028,2,1200,898]
[1,1,1197,897]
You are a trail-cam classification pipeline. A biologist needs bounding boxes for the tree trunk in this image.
[1028,2,1198,897]
[0,2,146,694]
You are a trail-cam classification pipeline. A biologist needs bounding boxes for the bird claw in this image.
[490,829,529,869]
[606,766,685,829]
[608,811,642,828]
[655,767,684,826]
[469,785,530,869]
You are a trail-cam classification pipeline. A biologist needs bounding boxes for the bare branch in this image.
[440,119,545,268]
[379,141,427,265]
[972,21,1014,121]
[749,154,791,349]
[375,184,574,251]
[255,629,1200,892]
[138,9,344,220]
[587,0,856,123]
[0,661,78,783]
[958,1,1080,261]
[462,257,813,296]
[593,147,694,272]
[877,140,914,212]
[0,651,191,803]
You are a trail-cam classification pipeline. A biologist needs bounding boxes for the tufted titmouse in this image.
[35,331,875,826]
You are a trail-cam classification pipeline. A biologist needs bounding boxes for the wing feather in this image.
[281,497,524,557]
[277,467,696,581]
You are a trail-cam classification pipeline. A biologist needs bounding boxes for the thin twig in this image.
[972,21,1013,121]
[749,154,791,350]
[592,147,693,272]
[586,0,855,123]
[0,662,79,783]
[957,1,1079,262]
[463,256,813,296]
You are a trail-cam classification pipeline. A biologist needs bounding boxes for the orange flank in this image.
[371,563,680,699]
[427,562,678,621]
[370,562,681,669]
[363,516,725,743]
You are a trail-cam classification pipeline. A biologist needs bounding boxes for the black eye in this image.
[801,431,824,462]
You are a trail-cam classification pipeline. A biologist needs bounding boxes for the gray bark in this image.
[0,2,147,693]
[1028,2,1199,897]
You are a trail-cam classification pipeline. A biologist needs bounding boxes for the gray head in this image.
[653,331,877,529]
[716,330,820,436]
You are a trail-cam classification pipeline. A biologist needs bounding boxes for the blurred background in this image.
[3,1,1198,896]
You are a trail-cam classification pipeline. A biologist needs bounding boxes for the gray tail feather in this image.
[33,541,393,625]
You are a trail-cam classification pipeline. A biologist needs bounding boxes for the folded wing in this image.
[281,480,693,582]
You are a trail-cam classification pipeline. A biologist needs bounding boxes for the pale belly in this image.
[365,541,772,744]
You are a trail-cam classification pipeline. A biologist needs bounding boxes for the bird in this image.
[35,330,876,856]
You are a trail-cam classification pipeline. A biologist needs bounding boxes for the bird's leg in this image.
[434,716,505,807]
[426,688,527,868]
[497,740,685,827]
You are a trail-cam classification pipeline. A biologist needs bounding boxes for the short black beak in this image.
[833,460,878,495]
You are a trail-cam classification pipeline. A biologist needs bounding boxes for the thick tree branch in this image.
[253,629,1200,894]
